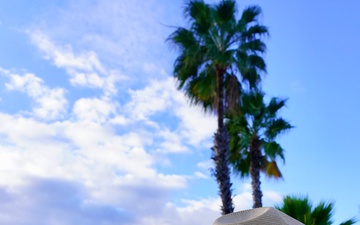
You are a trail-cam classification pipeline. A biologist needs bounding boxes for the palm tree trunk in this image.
[217,68,225,129]
[250,135,263,208]
[212,127,234,214]
[212,68,234,215]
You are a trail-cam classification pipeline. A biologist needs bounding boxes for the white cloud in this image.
[197,160,213,171]
[3,70,67,120]
[263,190,283,205]
[109,115,128,125]
[29,31,123,96]
[124,78,174,121]
[165,78,217,146]
[193,171,209,179]
[174,99,217,147]
[30,30,104,73]
[156,128,189,154]
[125,77,216,148]
[72,97,116,123]
[33,0,173,75]
[0,111,187,202]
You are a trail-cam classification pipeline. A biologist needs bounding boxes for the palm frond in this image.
[339,218,357,225]
[168,28,199,51]
[227,113,249,136]
[174,54,202,88]
[240,39,267,53]
[275,195,313,224]
[241,90,265,116]
[263,160,283,179]
[276,196,356,225]
[185,68,216,111]
[262,141,285,162]
[230,146,250,178]
[239,5,262,25]
[265,118,293,140]
[215,49,237,67]
[267,97,287,117]
[311,201,333,225]
[215,0,236,24]
[240,68,260,88]
[242,24,269,39]
[174,54,198,89]
[184,0,212,35]
[248,54,267,72]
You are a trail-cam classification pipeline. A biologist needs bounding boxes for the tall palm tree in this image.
[276,195,357,225]
[227,90,292,208]
[168,0,268,214]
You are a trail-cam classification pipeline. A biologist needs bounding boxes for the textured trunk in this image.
[250,135,263,208]
[212,127,234,214]
[211,68,234,215]
[217,68,225,129]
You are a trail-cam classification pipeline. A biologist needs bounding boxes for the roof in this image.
[213,207,305,225]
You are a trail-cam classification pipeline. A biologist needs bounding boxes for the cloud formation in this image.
[2,69,67,120]
[29,31,122,97]
[0,0,284,224]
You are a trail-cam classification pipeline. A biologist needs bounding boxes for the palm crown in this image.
[168,0,268,114]
[228,90,293,207]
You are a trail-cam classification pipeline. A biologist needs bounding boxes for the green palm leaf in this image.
[265,118,292,140]
[239,5,262,25]
[215,0,236,24]
[276,196,357,225]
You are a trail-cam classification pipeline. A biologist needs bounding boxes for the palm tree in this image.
[276,195,357,225]
[227,90,292,208]
[168,0,268,214]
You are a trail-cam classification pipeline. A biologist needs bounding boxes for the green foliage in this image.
[228,90,292,179]
[168,0,268,112]
[276,195,357,225]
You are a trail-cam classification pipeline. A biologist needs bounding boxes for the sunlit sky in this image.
[0,0,359,224]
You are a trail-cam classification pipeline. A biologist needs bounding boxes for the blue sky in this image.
[0,0,359,224]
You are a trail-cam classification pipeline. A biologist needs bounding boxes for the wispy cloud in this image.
[29,0,175,77]
[2,69,67,120]
[29,31,124,97]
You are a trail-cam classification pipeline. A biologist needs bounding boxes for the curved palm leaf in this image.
[262,159,283,179]
[267,97,287,117]
[239,5,262,25]
[265,118,292,140]
[276,196,357,225]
